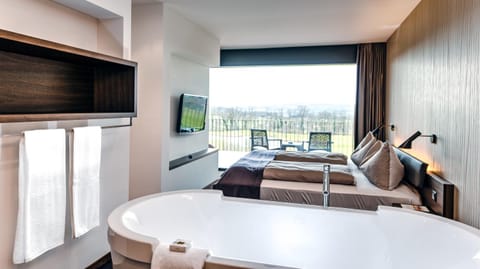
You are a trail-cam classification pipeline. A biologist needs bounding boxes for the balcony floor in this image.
[218,150,248,171]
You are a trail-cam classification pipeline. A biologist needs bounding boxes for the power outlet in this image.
[431,190,437,202]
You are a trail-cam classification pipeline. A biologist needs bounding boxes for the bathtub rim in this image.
[107,189,480,266]
[107,189,374,264]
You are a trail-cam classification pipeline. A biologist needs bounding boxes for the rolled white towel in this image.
[151,244,209,269]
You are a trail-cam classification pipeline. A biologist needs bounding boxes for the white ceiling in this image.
[133,0,421,49]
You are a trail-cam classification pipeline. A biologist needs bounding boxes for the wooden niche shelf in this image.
[0,29,137,122]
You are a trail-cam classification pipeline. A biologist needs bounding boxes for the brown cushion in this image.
[274,151,348,165]
[359,140,382,165]
[352,132,374,153]
[360,142,404,190]
[351,137,377,166]
[263,161,355,185]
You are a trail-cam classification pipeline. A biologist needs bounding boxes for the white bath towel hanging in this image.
[13,129,67,264]
[70,126,102,238]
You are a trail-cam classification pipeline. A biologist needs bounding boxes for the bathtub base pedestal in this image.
[111,250,150,269]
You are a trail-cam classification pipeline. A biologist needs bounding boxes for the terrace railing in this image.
[209,117,354,155]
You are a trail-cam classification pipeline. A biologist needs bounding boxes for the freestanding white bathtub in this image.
[108,190,480,269]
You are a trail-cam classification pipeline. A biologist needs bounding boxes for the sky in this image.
[209,64,357,108]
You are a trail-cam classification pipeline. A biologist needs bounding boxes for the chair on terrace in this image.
[308,132,333,152]
[250,129,282,151]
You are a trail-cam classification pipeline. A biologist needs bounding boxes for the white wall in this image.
[130,3,165,199]
[0,0,132,268]
[130,3,220,199]
[164,6,220,160]
[53,0,132,58]
[89,0,132,58]
[0,0,98,51]
[163,7,220,192]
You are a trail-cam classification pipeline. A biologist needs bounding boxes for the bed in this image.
[213,148,454,218]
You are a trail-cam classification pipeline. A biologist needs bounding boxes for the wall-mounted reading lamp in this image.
[398,131,437,149]
[371,124,383,136]
[371,124,396,136]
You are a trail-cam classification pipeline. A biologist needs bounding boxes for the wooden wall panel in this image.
[387,0,480,227]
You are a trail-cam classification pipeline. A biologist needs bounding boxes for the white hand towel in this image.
[71,126,102,238]
[13,129,67,264]
[151,244,209,269]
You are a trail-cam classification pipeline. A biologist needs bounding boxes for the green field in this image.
[209,130,354,155]
[179,107,206,132]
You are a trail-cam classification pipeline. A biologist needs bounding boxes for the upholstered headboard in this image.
[393,147,428,189]
[393,147,454,219]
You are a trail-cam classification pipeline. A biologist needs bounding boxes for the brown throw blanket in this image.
[263,160,355,185]
[274,151,348,165]
[213,150,277,199]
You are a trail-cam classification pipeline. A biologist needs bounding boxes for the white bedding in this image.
[260,159,422,210]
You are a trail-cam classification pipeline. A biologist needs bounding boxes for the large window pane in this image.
[209,64,356,155]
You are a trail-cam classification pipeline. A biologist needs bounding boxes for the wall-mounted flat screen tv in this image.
[176,93,208,134]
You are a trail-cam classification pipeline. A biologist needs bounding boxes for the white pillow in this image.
[360,142,404,190]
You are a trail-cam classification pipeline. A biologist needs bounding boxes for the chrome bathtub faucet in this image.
[323,164,330,208]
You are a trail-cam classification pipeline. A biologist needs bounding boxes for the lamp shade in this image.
[398,131,422,149]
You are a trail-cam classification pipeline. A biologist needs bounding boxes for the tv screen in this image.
[176,93,208,134]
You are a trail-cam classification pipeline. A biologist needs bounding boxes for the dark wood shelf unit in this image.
[0,29,137,122]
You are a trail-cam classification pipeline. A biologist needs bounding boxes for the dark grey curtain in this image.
[354,43,386,146]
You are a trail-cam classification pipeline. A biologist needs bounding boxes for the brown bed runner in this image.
[274,151,348,165]
[263,161,355,185]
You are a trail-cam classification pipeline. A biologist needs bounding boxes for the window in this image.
[209,64,356,154]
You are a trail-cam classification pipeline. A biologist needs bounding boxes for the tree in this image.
[296,105,309,133]
[221,107,244,130]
